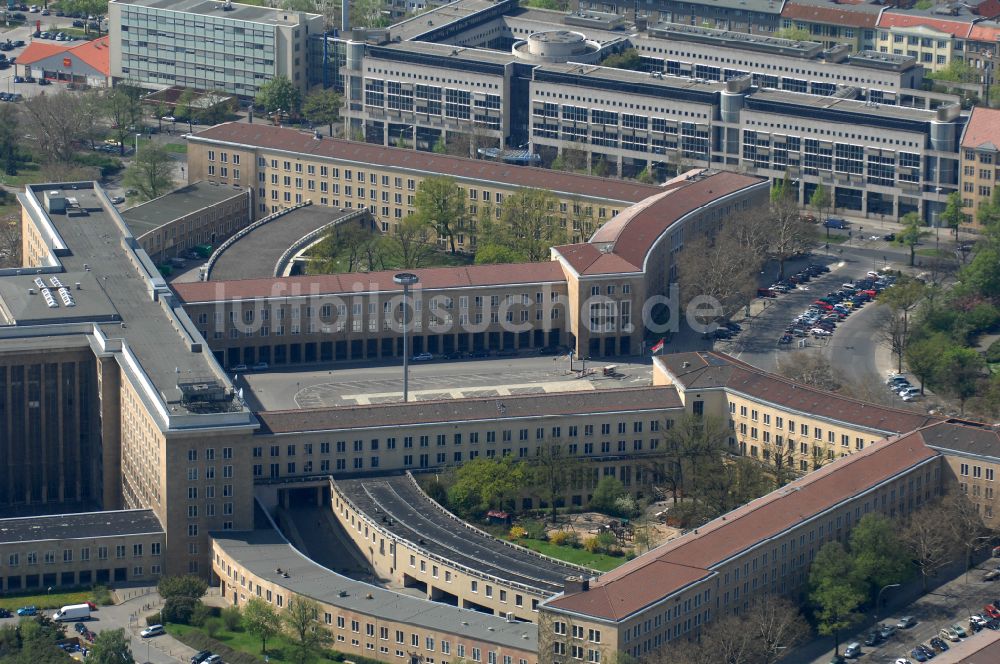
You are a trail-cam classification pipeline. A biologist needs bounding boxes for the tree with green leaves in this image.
[302,89,342,136]
[256,75,302,115]
[809,542,866,656]
[243,597,282,655]
[896,211,929,266]
[878,276,925,373]
[590,476,628,515]
[977,183,1000,227]
[157,574,208,600]
[104,81,145,156]
[446,456,527,518]
[62,0,108,34]
[600,48,644,71]
[810,184,831,224]
[495,188,566,262]
[936,345,985,414]
[941,191,965,239]
[904,333,943,395]
[0,104,21,176]
[528,443,582,523]
[849,513,912,595]
[775,27,812,41]
[383,215,434,268]
[413,176,466,254]
[123,143,177,202]
[283,597,332,664]
[86,629,135,664]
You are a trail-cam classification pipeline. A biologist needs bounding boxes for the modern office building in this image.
[959,106,1000,221]
[108,0,324,97]
[310,0,965,222]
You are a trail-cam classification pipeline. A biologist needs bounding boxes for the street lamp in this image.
[874,583,900,626]
[393,272,419,402]
[134,132,141,157]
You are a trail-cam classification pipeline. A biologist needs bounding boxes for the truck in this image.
[52,604,91,622]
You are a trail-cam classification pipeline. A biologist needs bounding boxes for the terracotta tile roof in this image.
[17,39,72,65]
[973,0,1000,16]
[877,11,974,37]
[172,262,568,303]
[968,21,1000,42]
[189,123,663,204]
[587,172,765,271]
[782,1,883,28]
[961,107,1000,151]
[551,243,640,276]
[656,351,941,434]
[67,36,110,75]
[256,386,683,434]
[546,428,940,620]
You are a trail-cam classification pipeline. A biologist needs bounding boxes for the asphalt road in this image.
[337,475,579,593]
[241,354,654,410]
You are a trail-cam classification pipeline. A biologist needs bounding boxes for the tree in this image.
[256,75,302,115]
[775,354,842,391]
[528,444,582,523]
[810,184,831,223]
[158,574,209,600]
[944,490,990,577]
[474,243,524,265]
[903,334,943,395]
[590,476,628,515]
[809,542,866,656]
[86,629,135,664]
[446,456,527,518]
[878,277,925,373]
[123,144,177,202]
[848,513,912,596]
[283,597,332,664]
[302,89,342,136]
[936,345,985,414]
[176,88,197,130]
[765,194,813,280]
[976,185,1000,228]
[21,91,100,164]
[941,191,965,239]
[104,81,145,156]
[61,0,107,34]
[753,596,812,664]
[382,215,433,268]
[600,49,644,71]
[494,188,566,262]
[197,92,236,126]
[413,176,466,254]
[901,499,957,590]
[0,105,21,176]
[675,217,764,328]
[896,211,929,267]
[243,597,281,655]
[308,220,381,274]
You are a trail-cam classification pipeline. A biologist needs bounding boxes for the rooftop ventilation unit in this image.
[41,288,58,308]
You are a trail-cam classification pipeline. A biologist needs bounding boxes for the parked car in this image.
[12,75,23,83]
[929,636,949,652]
[824,217,848,229]
[140,625,165,638]
[0,608,10,618]
[879,623,898,639]
[250,361,269,371]
[230,363,248,373]
[190,651,213,664]
[74,622,88,634]
[884,233,896,241]
[16,606,37,616]
[952,623,968,638]
[909,648,928,663]
[411,352,433,361]
[111,196,125,205]
[72,19,85,27]
[37,78,49,85]
[844,642,862,658]
[939,626,961,642]
[863,631,882,647]
[898,616,917,629]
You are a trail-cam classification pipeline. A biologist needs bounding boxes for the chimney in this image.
[564,576,590,594]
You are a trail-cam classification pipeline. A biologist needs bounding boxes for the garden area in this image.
[0,585,111,611]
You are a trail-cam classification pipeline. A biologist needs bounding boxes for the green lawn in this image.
[306,246,474,275]
[162,142,188,154]
[514,538,627,572]
[915,247,953,258]
[168,622,328,664]
[0,163,42,188]
[0,589,95,611]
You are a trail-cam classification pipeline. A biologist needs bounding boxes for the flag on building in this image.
[650,338,665,354]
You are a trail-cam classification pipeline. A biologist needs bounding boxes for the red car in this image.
[983,604,1000,619]
[86,601,98,611]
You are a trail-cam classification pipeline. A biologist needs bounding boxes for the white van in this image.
[52,603,91,622]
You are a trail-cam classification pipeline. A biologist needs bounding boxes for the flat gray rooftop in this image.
[122,181,246,238]
[748,88,938,122]
[0,509,163,544]
[112,0,320,25]
[336,475,586,595]
[376,40,517,66]
[6,183,246,419]
[209,206,360,281]
[649,22,823,58]
[212,517,539,651]
[536,61,723,94]
[389,0,499,42]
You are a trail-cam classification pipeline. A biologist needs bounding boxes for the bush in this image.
[508,525,527,539]
[424,479,448,507]
[203,617,223,638]
[625,551,637,560]
[548,530,570,546]
[72,152,124,177]
[91,585,113,606]
[158,575,208,600]
[596,531,618,553]
[564,532,580,548]
[583,536,600,553]
[189,601,213,627]
[161,596,198,625]
[590,477,628,515]
[221,605,242,632]
[146,612,162,626]
[522,519,546,541]
[986,338,1000,364]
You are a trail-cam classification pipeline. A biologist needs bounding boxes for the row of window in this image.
[3,542,161,568]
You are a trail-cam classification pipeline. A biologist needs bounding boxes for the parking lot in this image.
[804,557,1000,663]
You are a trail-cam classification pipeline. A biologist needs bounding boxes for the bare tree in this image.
[944,489,991,577]
[528,443,583,524]
[0,212,20,268]
[901,499,957,590]
[754,596,812,664]
[775,354,843,391]
[764,197,813,281]
[878,277,926,373]
[675,217,764,327]
[21,91,100,163]
[384,215,435,269]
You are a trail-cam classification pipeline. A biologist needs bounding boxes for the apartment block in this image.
[959,106,1000,221]
[108,0,323,97]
